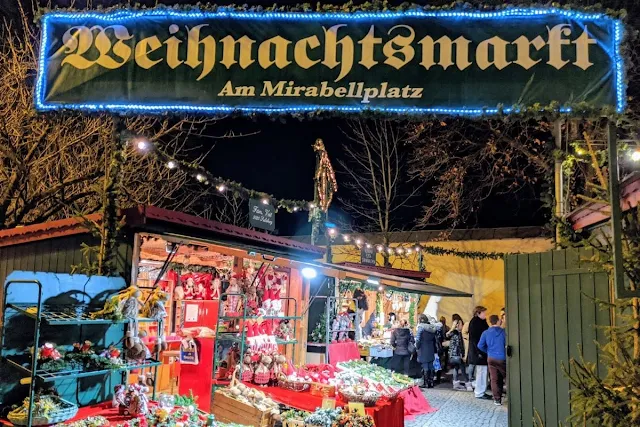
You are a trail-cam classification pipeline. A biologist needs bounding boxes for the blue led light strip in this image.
[35,7,625,116]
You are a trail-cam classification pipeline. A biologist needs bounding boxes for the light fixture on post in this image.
[301,267,317,279]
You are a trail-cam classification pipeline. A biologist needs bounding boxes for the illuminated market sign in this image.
[36,8,625,115]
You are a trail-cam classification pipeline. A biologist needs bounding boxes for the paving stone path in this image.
[405,387,508,427]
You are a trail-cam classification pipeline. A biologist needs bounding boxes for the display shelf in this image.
[5,355,162,382]
[6,303,156,325]
[215,332,297,346]
[1,279,163,427]
[218,315,302,321]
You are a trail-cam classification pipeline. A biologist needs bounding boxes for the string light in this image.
[136,139,150,151]
[261,198,270,205]
[328,228,337,236]
[326,225,502,259]
[631,150,640,162]
[125,137,311,212]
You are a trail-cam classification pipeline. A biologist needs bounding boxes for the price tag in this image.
[348,402,366,416]
[321,398,336,409]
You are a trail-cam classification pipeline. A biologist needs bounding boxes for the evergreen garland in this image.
[420,245,505,260]
[408,297,416,328]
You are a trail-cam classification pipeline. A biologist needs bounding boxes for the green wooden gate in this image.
[505,248,611,427]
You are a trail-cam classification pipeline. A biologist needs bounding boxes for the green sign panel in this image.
[37,8,625,115]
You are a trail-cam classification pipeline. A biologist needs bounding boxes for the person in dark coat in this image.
[467,306,491,399]
[415,314,439,388]
[391,320,414,375]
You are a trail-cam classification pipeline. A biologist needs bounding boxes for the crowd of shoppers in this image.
[387,304,507,406]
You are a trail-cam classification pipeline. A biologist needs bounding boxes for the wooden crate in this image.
[211,391,274,427]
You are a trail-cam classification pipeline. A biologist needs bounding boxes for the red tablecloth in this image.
[400,386,437,418]
[328,341,360,364]
[244,383,404,427]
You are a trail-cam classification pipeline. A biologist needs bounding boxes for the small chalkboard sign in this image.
[361,246,377,266]
[249,199,275,231]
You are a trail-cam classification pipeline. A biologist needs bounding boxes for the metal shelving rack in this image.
[323,296,359,361]
[211,292,301,392]
[0,279,162,427]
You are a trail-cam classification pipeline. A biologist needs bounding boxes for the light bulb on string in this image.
[262,198,270,205]
[293,206,299,212]
[376,245,384,252]
[309,203,316,209]
[387,248,394,254]
[196,174,206,182]
[355,238,363,246]
[217,185,226,192]
[396,247,404,255]
[366,243,372,249]
[632,150,640,162]
[414,245,422,252]
[328,228,337,236]
[406,248,413,254]
[343,235,350,242]
[136,139,150,151]
[166,160,177,170]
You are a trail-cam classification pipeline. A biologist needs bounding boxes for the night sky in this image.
[2,0,549,236]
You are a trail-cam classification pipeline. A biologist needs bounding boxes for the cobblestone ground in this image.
[405,387,508,427]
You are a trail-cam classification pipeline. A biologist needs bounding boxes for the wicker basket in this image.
[8,397,78,426]
[309,382,336,398]
[338,389,380,407]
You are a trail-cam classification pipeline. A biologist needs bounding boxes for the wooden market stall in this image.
[0,205,324,415]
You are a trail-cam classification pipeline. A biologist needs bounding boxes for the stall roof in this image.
[0,205,324,260]
[336,262,431,279]
[292,260,471,297]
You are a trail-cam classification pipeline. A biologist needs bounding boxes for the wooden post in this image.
[607,120,630,298]
[554,119,565,247]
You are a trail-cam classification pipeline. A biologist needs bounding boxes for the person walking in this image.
[478,314,507,405]
[391,319,415,375]
[467,306,491,399]
[447,319,467,390]
[416,314,439,388]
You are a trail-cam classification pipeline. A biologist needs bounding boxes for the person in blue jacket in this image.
[478,314,507,406]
